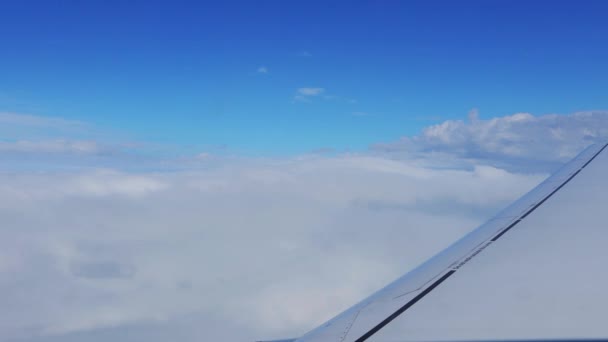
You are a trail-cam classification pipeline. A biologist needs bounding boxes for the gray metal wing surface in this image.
[292,142,608,342]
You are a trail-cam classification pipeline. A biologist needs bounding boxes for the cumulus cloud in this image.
[373,110,608,171]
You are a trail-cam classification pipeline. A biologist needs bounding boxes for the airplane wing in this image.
[282,142,608,342]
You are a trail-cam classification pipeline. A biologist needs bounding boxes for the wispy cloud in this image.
[0,140,103,154]
[0,112,99,148]
[297,87,324,96]
[257,66,268,74]
[0,112,86,130]
[294,87,325,102]
[0,113,141,169]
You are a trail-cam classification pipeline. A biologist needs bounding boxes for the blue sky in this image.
[4,2,608,341]
[1,1,608,155]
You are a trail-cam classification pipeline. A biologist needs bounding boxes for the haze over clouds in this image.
[0,140,102,154]
[2,111,607,341]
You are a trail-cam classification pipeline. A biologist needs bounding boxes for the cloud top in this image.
[0,155,545,341]
[374,111,608,170]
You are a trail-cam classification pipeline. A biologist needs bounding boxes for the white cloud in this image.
[68,170,168,197]
[294,88,326,102]
[0,113,119,162]
[373,111,608,171]
[3,110,608,342]
[0,170,167,201]
[0,155,544,341]
[257,66,268,74]
[297,87,324,96]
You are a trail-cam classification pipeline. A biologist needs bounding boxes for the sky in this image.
[2,1,608,155]
[2,1,608,342]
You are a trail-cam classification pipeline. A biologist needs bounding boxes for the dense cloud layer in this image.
[0,111,604,341]
[0,157,544,342]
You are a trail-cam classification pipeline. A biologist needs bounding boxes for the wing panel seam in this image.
[352,142,608,342]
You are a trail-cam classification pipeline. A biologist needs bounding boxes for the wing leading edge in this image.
[291,142,608,342]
